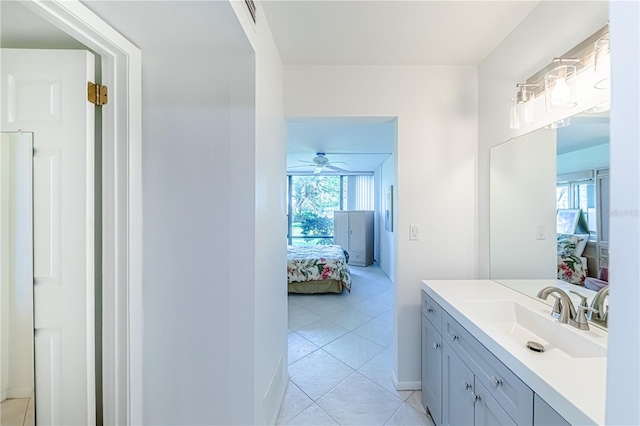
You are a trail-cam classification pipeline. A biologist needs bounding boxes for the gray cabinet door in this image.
[474,380,517,426]
[533,394,570,426]
[422,316,442,425]
[442,342,474,426]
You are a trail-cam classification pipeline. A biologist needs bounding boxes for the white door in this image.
[348,212,365,253]
[334,211,349,249]
[1,48,96,425]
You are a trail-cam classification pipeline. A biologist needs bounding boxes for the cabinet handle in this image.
[433,342,440,350]
[471,393,480,403]
[463,381,471,390]
[491,376,503,387]
[449,333,459,341]
[427,307,434,314]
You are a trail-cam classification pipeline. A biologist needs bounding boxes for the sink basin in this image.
[456,300,607,359]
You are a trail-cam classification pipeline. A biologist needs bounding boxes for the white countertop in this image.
[421,279,607,426]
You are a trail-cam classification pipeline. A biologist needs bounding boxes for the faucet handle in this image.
[547,294,562,319]
[569,290,589,307]
[572,305,598,330]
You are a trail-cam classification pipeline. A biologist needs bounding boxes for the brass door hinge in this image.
[88,82,108,106]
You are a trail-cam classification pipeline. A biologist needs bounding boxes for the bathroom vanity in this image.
[421,280,607,426]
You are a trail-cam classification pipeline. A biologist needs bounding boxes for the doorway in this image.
[0,1,142,423]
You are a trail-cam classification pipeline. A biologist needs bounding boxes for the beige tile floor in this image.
[0,396,34,426]
[279,263,435,426]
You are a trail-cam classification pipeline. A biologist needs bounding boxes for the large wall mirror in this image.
[1,132,35,425]
[490,107,610,329]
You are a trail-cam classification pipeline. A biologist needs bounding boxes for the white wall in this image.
[378,154,396,278]
[477,1,609,279]
[606,1,640,423]
[230,1,289,424]
[83,1,285,423]
[141,48,253,424]
[557,143,610,175]
[285,65,478,387]
[490,130,557,279]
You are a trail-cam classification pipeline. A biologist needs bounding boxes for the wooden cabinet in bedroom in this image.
[334,210,374,267]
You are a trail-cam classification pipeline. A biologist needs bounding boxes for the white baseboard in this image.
[391,369,421,391]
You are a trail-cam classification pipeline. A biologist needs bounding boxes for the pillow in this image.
[557,254,587,285]
[557,233,583,257]
[574,233,590,256]
[556,234,582,257]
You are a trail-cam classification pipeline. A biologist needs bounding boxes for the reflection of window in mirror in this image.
[556,179,597,239]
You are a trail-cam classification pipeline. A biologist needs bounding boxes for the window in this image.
[287,174,373,245]
[557,172,597,238]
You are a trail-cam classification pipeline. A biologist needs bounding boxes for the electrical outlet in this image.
[536,224,546,240]
[409,224,419,241]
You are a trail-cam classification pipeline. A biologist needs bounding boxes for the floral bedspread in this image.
[287,245,351,291]
[557,255,587,286]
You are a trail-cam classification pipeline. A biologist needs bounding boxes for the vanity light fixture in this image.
[544,58,579,111]
[508,24,609,129]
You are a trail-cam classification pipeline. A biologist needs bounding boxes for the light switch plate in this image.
[536,224,546,240]
[410,224,419,241]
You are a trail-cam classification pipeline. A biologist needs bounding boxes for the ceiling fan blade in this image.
[314,166,323,174]
[329,161,349,166]
[288,164,314,169]
[298,160,313,164]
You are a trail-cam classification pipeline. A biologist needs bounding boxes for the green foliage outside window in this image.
[290,175,341,245]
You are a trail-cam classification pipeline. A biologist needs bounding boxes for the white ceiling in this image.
[287,118,395,173]
[262,0,540,66]
[268,1,539,170]
[557,113,610,155]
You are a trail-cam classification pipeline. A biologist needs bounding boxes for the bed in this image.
[287,245,352,293]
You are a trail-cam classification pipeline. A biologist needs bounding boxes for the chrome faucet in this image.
[536,287,577,324]
[588,285,609,327]
[537,286,600,330]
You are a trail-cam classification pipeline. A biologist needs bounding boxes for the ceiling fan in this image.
[291,152,349,174]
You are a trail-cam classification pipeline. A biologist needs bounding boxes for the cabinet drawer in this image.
[349,251,364,265]
[421,291,442,330]
[442,312,533,425]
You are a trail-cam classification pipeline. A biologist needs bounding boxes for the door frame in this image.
[20,1,143,424]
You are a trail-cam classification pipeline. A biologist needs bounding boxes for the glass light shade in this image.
[521,99,535,127]
[594,35,610,89]
[509,97,520,129]
[544,64,577,111]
